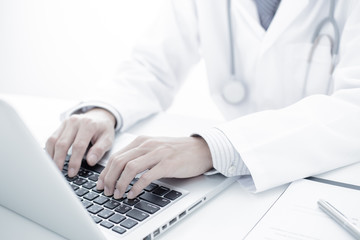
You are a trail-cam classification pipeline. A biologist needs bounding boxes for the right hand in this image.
[45,108,116,177]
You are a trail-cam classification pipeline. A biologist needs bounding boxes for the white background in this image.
[0,0,223,120]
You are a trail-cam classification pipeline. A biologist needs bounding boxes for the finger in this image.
[67,124,94,177]
[112,135,150,158]
[127,164,164,199]
[45,122,65,158]
[85,134,114,188]
[53,122,79,171]
[101,148,148,196]
[97,136,148,190]
[102,148,148,196]
[114,152,159,199]
[86,132,114,166]
[96,154,114,191]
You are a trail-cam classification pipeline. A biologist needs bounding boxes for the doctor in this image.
[46,0,360,199]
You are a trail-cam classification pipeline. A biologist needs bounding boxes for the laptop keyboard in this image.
[62,156,182,236]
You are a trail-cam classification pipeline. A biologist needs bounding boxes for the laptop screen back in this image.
[0,100,105,240]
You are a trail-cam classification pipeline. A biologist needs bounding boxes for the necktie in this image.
[254,0,281,30]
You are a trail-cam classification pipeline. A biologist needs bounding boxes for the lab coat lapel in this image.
[260,0,309,54]
[234,1,265,40]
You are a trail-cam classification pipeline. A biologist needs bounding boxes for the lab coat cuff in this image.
[203,168,219,176]
[193,127,250,177]
[237,175,257,192]
[60,101,123,132]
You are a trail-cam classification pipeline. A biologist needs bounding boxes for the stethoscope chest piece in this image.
[222,78,246,104]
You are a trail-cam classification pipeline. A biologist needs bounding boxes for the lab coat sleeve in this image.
[194,128,250,176]
[60,101,123,132]
[79,0,201,131]
[216,2,360,192]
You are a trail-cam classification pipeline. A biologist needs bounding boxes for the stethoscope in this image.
[222,0,340,105]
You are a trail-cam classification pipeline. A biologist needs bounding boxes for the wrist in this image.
[61,101,123,132]
[87,108,116,128]
[192,136,213,172]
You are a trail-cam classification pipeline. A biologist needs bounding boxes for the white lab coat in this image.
[90,0,360,192]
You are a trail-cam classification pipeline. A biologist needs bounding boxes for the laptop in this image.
[0,99,237,240]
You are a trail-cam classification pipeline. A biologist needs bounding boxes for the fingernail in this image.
[68,168,76,177]
[88,154,97,165]
[127,190,134,199]
[97,179,103,189]
[114,189,121,199]
[104,186,110,196]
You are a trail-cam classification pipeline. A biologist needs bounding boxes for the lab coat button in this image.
[228,166,236,175]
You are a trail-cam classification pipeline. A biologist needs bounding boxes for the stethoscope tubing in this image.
[227,0,235,76]
[224,0,340,105]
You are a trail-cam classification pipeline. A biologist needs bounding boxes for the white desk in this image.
[1,94,359,240]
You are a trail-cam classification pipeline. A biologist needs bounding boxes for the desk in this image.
[1,94,358,240]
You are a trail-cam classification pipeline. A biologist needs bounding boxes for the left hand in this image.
[96,136,213,199]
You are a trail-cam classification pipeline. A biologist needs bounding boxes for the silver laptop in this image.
[0,99,236,240]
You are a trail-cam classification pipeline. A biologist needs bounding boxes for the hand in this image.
[46,108,116,177]
[96,136,213,199]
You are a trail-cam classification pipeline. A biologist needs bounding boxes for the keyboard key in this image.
[75,188,89,197]
[140,192,170,207]
[88,204,104,214]
[78,169,93,178]
[70,184,79,191]
[100,221,114,229]
[102,192,113,197]
[112,226,126,235]
[73,177,88,186]
[82,162,104,174]
[115,205,131,214]
[123,198,140,206]
[144,183,158,192]
[126,209,149,221]
[88,174,99,182]
[104,200,121,209]
[82,200,93,208]
[152,186,170,196]
[83,192,99,201]
[94,196,109,205]
[120,218,138,229]
[109,214,126,224]
[98,209,114,219]
[135,201,160,214]
[164,190,182,200]
[92,187,103,193]
[66,175,78,182]
[91,215,102,224]
[82,181,97,189]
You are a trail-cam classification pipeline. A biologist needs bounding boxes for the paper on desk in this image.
[315,162,360,187]
[245,179,360,240]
